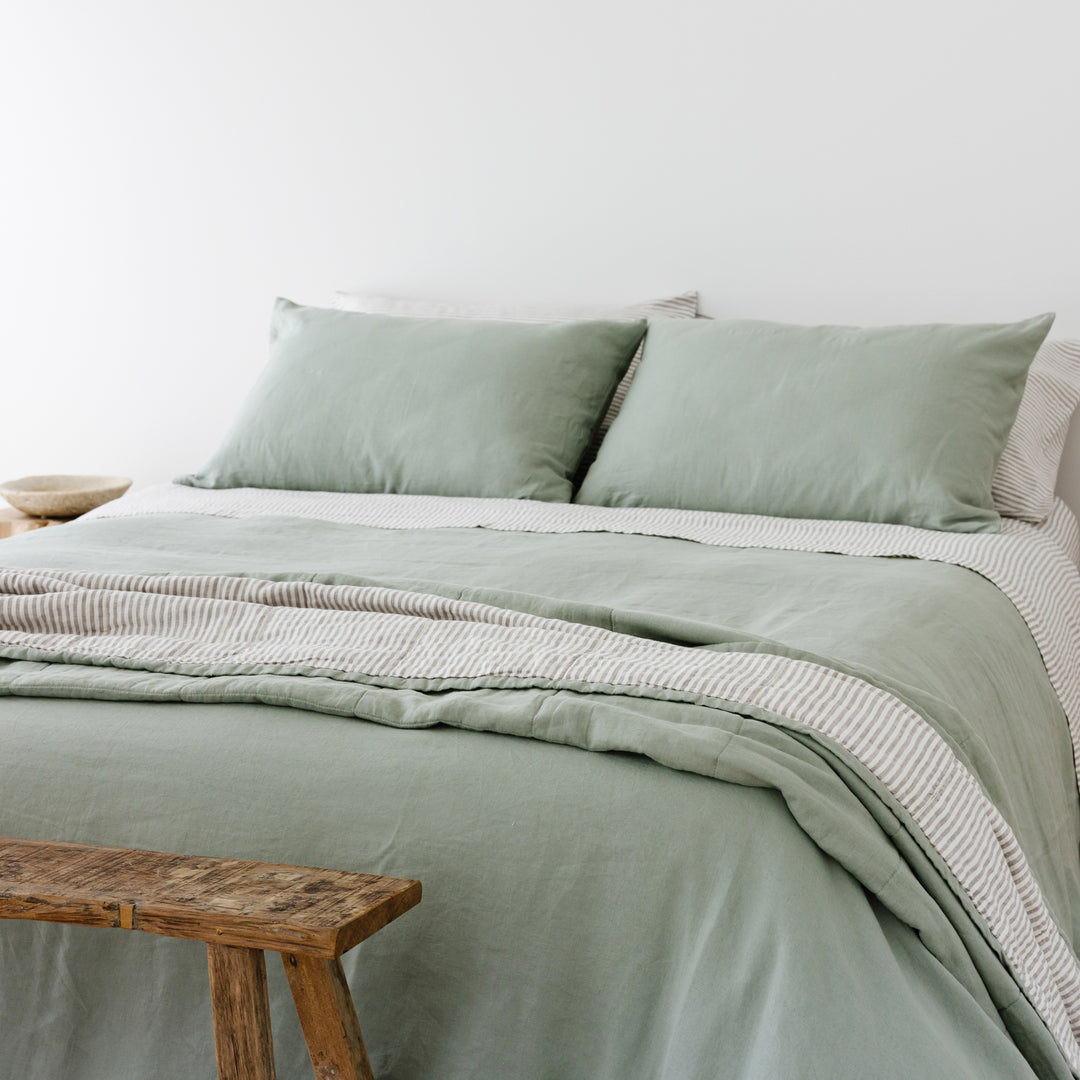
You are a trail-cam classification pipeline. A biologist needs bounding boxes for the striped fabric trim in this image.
[329,290,699,453]
[89,485,1080,773]
[2,563,1080,1067]
[994,340,1080,523]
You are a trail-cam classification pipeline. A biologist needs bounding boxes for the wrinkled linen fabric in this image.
[0,490,1078,1079]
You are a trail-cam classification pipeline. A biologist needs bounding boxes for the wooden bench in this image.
[0,836,422,1079]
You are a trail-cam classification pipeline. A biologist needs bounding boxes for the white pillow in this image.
[331,290,699,450]
[993,340,1080,523]
[332,290,698,323]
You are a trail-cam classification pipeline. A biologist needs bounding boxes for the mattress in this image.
[0,485,1079,1080]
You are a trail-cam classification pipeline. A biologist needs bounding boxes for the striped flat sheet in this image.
[88,485,1080,772]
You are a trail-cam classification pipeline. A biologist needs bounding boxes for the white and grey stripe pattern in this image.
[2,561,1080,1066]
[89,485,1080,769]
[994,340,1080,523]
[1039,497,1080,569]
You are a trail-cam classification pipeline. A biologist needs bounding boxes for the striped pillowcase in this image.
[994,340,1080,523]
[331,290,698,445]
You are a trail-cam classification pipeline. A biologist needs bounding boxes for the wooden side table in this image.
[0,507,70,539]
[0,837,422,1080]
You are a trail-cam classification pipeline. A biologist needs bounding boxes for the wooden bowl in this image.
[0,475,132,519]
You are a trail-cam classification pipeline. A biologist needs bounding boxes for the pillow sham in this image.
[331,290,698,445]
[576,314,1055,532]
[992,340,1080,523]
[179,299,646,502]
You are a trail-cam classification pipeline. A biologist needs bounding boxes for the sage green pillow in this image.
[576,314,1055,532]
[180,300,646,501]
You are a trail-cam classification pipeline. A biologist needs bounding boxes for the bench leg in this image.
[207,943,277,1080]
[282,952,375,1080]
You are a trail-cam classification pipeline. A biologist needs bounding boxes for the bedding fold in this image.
[84,485,1080,779]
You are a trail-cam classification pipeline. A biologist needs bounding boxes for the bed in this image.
[1,297,1080,1080]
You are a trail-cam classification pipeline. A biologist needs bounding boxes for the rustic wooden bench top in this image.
[0,836,421,957]
[0,836,423,1079]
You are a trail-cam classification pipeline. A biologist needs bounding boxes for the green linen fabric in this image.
[576,314,1055,531]
[0,512,1076,1079]
[179,300,646,501]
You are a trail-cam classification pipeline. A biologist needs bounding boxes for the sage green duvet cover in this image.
[0,507,1078,1080]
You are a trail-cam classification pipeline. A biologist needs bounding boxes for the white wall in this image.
[3,0,1079,511]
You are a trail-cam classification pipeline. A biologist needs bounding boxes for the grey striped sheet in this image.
[3,551,1080,1068]
[89,485,1080,765]
[1043,496,1080,568]
[994,340,1080,523]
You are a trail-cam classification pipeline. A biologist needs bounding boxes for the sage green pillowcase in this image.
[576,314,1055,532]
[180,300,646,501]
